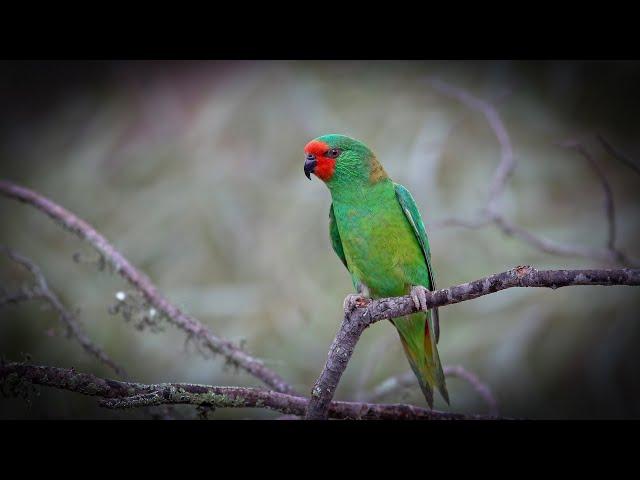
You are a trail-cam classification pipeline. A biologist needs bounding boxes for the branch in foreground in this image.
[0,363,501,420]
[0,180,294,395]
[304,265,640,419]
[370,365,499,416]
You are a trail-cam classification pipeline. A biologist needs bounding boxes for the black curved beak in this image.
[304,154,317,180]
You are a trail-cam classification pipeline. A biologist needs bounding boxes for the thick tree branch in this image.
[0,180,294,394]
[0,362,502,420]
[305,265,640,419]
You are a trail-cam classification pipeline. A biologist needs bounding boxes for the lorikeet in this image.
[304,134,449,408]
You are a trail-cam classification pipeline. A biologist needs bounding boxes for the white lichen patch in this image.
[574,273,588,283]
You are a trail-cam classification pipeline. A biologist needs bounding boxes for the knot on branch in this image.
[513,265,536,283]
[513,265,534,277]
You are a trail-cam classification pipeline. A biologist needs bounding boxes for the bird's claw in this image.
[343,293,369,315]
[410,285,430,312]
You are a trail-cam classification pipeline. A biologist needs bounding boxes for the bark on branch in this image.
[0,180,294,394]
[0,362,501,420]
[304,265,640,419]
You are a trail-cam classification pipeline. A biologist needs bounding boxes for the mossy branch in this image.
[0,362,502,420]
[0,179,294,395]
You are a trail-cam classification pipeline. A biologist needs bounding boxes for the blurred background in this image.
[1,60,639,419]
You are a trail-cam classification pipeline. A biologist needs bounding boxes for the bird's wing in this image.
[394,183,440,343]
[329,203,348,270]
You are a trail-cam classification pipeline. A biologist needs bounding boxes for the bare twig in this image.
[598,134,640,176]
[0,290,32,307]
[429,79,637,267]
[370,365,499,416]
[561,141,617,251]
[431,78,515,214]
[1,245,126,376]
[1,245,179,419]
[0,180,294,394]
[0,362,503,420]
[305,265,640,419]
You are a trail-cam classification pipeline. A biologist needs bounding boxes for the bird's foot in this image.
[343,293,370,315]
[410,285,430,312]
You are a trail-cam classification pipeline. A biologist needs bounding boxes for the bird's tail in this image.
[392,311,449,409]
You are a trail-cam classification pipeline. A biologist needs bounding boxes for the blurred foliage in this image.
[1,60,640,419]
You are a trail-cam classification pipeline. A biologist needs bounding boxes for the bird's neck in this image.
[328,176,394,206]
[326,155,390,204]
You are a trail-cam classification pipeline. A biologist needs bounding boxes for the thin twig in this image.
[561,141,616,250]
[0,180,294,394]
[370,365,499,416]
[1,245,126,376]
[598,134,640,176]
[1,246,177,419]
[431,77,515,214]
[429,79,637,267]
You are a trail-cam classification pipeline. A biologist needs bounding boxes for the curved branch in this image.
[598,134,640,176]
[370,365,499,416]
[429,79,637,267]
[0,362,502,420]
[1,245,126,376]
[0,180,294,394]
[493,216,625,264]
[305,265,640,419]
[1,245,181,419]
[431,77,514,214]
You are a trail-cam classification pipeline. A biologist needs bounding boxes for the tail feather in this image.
[425,319,450,405]
[393,311,448,409]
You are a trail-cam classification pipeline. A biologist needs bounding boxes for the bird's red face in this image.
[303,139,342,182]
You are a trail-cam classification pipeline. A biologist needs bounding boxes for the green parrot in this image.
[304,133,449,408]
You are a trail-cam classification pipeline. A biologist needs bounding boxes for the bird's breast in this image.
[333,201,427,298]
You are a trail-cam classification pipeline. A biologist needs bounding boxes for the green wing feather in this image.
[394,183,449,406]
[329,204,348,270]
[394,183,441,343]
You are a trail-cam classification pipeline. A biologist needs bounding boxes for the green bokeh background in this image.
[1,60,639,419]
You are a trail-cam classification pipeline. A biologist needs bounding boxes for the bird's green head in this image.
[303,134,387,187]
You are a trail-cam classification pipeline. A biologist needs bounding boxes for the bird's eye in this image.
[326,148,341,159]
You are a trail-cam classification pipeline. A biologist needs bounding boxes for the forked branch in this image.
[304,265,640,419]
[0,180,294,394]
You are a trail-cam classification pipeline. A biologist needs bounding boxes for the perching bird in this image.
[304,134,448,408]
